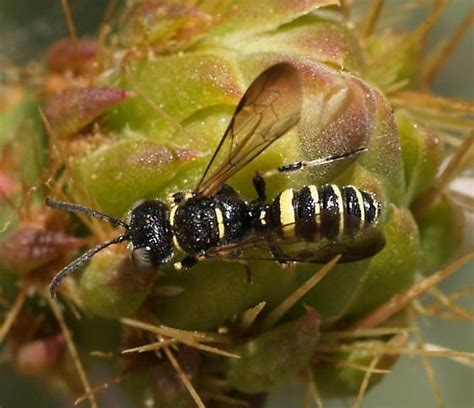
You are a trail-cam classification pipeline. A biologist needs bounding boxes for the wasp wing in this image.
[205,221,385,264]
[194,63,303,198]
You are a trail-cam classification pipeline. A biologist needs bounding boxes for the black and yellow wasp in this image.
[46,63,385,297]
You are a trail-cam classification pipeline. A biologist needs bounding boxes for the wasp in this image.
[46,63,385,297]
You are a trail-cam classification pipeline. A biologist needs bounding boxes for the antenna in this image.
[46,198,129,229]
[46,198,131,297]
[49,234,129,298]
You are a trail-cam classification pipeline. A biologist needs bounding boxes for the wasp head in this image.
[128,199,174,273]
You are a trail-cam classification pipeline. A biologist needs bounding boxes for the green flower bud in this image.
[80,251,154,318]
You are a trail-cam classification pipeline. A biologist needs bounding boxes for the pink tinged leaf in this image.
[43,87,132,136]
[238,58,375,166]
[16,334,66,375]
[121,1,214,51]
[46,37,98,74]
[247,23,363,72]
[126,144,199,169]
[295,61,404,194]
[0,226,84,274]
[77,138,200,217]
[207,0,339,41]
[237,57,404,201]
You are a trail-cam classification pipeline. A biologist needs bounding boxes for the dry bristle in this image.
[239,301,266,332]
[304,369,324,408]
[412,132,474,217]
[0,118,62,234]
[120,317,225,344]
[262,255,340,329]
[317,355,390,374]
[412,1,451,43]
[120,317,238,360]
[201,393,248,407]
[39,109,113,241]
[353,354,383,408]
[122,336,239,359]
[122,338,178,354]
[449,189,474,213]
[46,293,97,408]
[60,0,78,44]
[423,6,474,86]
[350,251,474,330]
[419,344,474,368]
[321,327,411,341]
[339,0,352,20]
[0,283,28,342]
[424,287,474,315]
[413,324,444,408]
[74,374,123,406]
[315,343,474,361]
[358,0,384,38]
[162,346,206,408]
[427,287,474,321]
[313,327,474,408]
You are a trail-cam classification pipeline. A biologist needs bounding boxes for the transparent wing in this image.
[194,63,303,197]
[205,220,385,264]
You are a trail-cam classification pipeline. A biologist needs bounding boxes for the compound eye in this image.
[132,246,155,273]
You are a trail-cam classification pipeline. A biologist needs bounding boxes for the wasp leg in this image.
[237,260,252,284]
[225,249,253,284]
[254,147,368,186]
[252,173,267,201]
[267,243,292,269]
[173,256,198,271]
[216,184,239,197]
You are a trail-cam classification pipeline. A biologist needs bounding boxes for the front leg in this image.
[252,172,267,201]
[268,243,293,269]
[236,259,252,284]
[173,256,198,271]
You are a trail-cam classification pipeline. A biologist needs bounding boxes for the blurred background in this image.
[0,0,472,407]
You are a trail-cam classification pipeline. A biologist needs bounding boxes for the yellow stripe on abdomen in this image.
[215,207,225,239]
[279,188,295,237]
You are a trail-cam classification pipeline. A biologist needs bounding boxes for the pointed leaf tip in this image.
[0,226,84,275]
[43,87,132,136]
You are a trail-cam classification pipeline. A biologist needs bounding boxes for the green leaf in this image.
[227,308,320,393]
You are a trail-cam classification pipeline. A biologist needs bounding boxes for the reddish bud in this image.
[43,87,132,136]
[46,37,97,74]
[0,226,83,275]
[15,334,66,375]
[0,172,18,197]
[121,1,213,51]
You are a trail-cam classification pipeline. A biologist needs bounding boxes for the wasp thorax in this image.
[128,200,173,272]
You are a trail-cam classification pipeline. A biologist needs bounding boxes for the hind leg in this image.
[252,147,367,201]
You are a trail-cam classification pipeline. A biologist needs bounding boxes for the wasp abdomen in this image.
[269,185,380,241]
[214,195,253,245]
